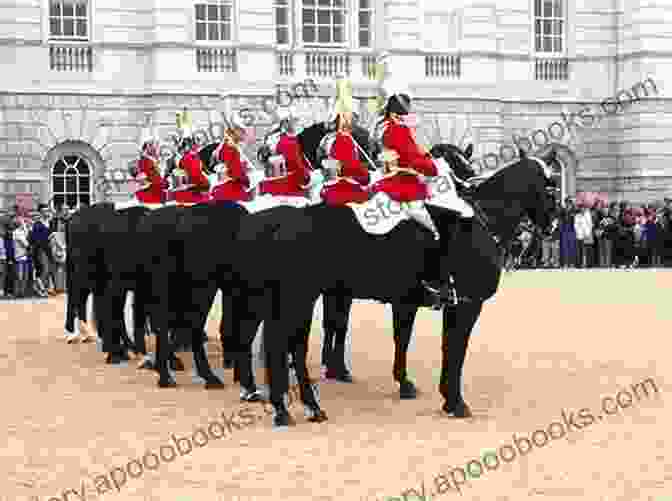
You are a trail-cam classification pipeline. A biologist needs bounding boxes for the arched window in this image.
[51,154,91,209]
[550,156,565,202]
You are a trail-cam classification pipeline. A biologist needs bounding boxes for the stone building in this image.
[0,0,669,212]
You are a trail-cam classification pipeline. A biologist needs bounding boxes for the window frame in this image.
[45,0,92,43]
[274,0,292,47]
[193,0,237,46]
[50,154,92,210]
[294,0,374,49]
[532,0,566,57]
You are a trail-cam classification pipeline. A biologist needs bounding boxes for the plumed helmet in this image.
[176,108,193,138]
[375,52,412,116]
[329,76,353,123]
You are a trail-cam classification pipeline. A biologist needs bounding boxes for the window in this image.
[275,0,290,45]
[195,0,233,42]
[358,0,372,48]
[534,0,563,53]
[49,0,89,40]
[51,155,91,209]
[302,0,346,45]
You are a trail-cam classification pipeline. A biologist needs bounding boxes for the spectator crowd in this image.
[506,197,672,270]
[0,203,68,299]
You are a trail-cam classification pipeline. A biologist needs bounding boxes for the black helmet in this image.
[385,93,411,116]
[179,136,194,152]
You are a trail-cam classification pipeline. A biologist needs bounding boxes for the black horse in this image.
[243,147,558,426]
[296,123,479,382]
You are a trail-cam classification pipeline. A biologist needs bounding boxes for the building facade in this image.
[0,0,670,211]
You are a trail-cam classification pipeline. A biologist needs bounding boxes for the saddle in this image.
[346,192,410,235]
[239,194,313,214]
[113,200,164,211]
[425,157,474,218]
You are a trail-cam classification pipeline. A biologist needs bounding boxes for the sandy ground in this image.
[0,270,670,501]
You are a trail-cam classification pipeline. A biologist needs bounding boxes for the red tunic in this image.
[320,132,370,206]
[210,142,253,202]
[369,118,437,202]
[259,134,311,197]
[173,147,211,205]
[135,156,167,204]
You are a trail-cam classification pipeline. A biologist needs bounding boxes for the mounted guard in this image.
[171,109,211,206]
[318,76,371,206]
[257,106,312,200]
[368,53,474,307]
[210,112,259,203]
[133,128,168,208]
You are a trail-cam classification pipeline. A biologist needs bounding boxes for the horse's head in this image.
[197,142,219,175]
[430,143,476,181]
[471,147,558,241]
[518,147,559,232]
[297,122,329,170]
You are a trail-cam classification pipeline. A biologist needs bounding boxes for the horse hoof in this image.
[442,401,473,418]
[106,352,129,364]
[205,379,226,389]
[399,381,417,399]
[137,359,155,370]
[326,367,353,383]
[240,389,263,402]
[170,357,185,371]
[158,379,177,388]
[307,410,328,423]
[273,412,296,427]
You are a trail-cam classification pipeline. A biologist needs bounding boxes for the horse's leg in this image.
[392,301,420,399]
[220,292,237,369]
[101,282,129,364]
[154,290,177,388]
[323,292,354,382]
[132,286,148,356]
[78,289,94,342]
[266,286,298,427]
[232,290,264,401]
[64,280,78,340]
[187,284,224,388]
[321,294,335,373]
[439,301,483,417]
[291,301,328,423]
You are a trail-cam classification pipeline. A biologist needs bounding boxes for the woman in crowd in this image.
[614,203,636,268]
[559,198,578,268]
[12,216,32,298]
[30,204,55,296]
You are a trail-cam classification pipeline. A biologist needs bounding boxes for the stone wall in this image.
[1,90,671,210]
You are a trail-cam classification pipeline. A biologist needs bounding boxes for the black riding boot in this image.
[422,214,463,309]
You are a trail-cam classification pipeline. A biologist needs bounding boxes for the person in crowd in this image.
[575,201,595,268]
[0,222,7,297]
[12,216,32,298]
[614,202,636,268]
[595,206,617,268]
[49,207,67,293]
[642,204,658,267]
[559,198,578,268]
[541,214,560,268]
[29,204,55,296]
[2,221,15,297]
